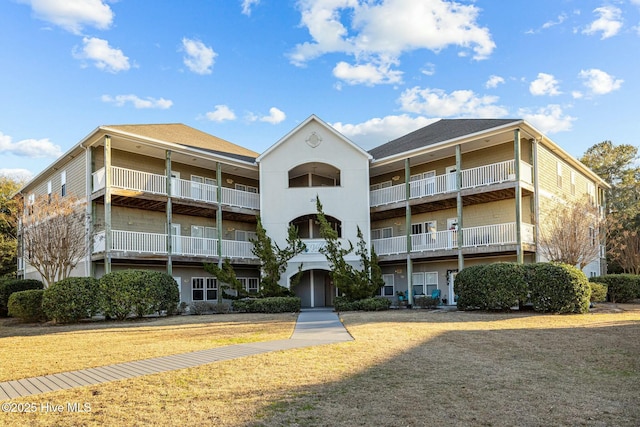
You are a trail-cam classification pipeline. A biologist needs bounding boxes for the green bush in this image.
[333,296,357,311]
[100,270,180,320]
[232,297,300,313]
[8,289,46,322]
[334,296,391,311]
[590,275,639,303]
[525,263,591,314]
[455,263,527,311]
[42,277,101,323]
[588,282,608,303]
[415,296,439,309]
[0,279,43,317]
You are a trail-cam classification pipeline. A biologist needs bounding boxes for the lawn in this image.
[1,305,639,427]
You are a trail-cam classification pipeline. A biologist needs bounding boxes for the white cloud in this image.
[518,105,575,134]
[0,169,33,181]
[529,73,562,96]
[572,91,583,99]
[73,37,130,73]
[181,38,216,75]
[241,0,260,16]
[331,115,438,149]
[542,13,567,30]
[421,63,436,76]
[205,105,237,122]
[485,75,505,89]
[333,60,403,85]
[582,6,623,39]
[398,86,509,118]
[101,94,173,109]
[259,107,286,124]
[20,0,114,34]
[578,68,623,95]
[289,0,495,86]
[0,131,63,158]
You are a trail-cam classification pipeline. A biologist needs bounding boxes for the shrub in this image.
[0,279,43,317]
[190,301,215,315]
[232,297,300,313]
[588,282,608,303]
[334,296,390,311]
[525,263,591,314]
[100,270,180,320]
[334,296,357,312]
[42,277,101,323]
[455,263,527,311]
[415,296,439,309]
[8,289,46,322]
[590,275,639,303]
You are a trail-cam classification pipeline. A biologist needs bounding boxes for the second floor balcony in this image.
[372,222,535,256]
[370,159,533,207]
[92,166,260,210]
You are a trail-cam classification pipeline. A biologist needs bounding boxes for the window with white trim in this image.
[235,183,258,193]
[380,274,394,296]
[587,182,596,205]
[61,171,67,197]
[192,277,217,301]
[238,277,259,294]
[556,162,562,188]
[412,272,438,296]
[370,181,392,191]
[570,171,576,195]
[235,230,257,242]
[47,180,52,203]
[371,227,392,240]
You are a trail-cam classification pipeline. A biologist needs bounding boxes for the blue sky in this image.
[1,0,638,181]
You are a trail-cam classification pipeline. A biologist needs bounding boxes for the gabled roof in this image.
[105,123,259,159]
[256,114,372,162]
[369,119,521,160]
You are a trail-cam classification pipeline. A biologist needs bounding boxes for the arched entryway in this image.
[293,269,335,308]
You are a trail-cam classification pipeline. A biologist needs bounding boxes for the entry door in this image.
[447,218,458,248]
[171,171,181,196]
[171,223,181,254]
[446,166,457,192]
[447,270,458,305]
[173,276,182,303]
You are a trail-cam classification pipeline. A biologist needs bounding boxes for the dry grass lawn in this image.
[1,305,639,427]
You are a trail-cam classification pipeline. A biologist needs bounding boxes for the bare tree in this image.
[538,196,604,269]
[607,213,640,274]
[21,193,89,287]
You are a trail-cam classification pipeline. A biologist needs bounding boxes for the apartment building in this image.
[18,116,608,307]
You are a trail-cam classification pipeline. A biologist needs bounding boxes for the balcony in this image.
[372,222,535,256]
[92,166,260,210]
[93,230,257,259]
[370,160,533,207]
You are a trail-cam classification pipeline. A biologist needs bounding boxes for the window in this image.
[587,182,596,205]
[191,175,204,199]
[556,162,562,188]
[412,272,438,296]
[235,183,258,193]
[238,277,259,294]
[47,180,52,203]
[288,162,341,187]
[570,171,576,195]
[371,227,392,240]
[370,181,392,191]
[411,223,423,234]
[27,194,35,215]
[61,171,67,197]
[380,274,394,296]
[192,277,217,301]
[589,227,596,247]
[235,230,257,242]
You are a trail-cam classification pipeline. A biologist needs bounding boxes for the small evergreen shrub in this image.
[525,263,591,314]
[588,282,608,303]
[42,277,101,323]
[334,296,390,311]
[333,296,357,312]
[454,264,487,310]
[455,263,527,311]
[0,279,43,317]
[415,296,439,309]
[100,270,180,320]
[590,275,639,303]
[190,301,215,315]
[8,289,46,322]
[232,297,300,313]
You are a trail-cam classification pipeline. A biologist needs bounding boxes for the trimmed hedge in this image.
[588,282,608,303]
[590,275,639,303]
[232,297,301,313]
[8,289,46,322]
[100,270,180,320]
[0,279,43,317]
[415,296,439,309]
[455,263,527,311]
[42,277,101,323]
[525,263,591,314]
[334,296,391,312]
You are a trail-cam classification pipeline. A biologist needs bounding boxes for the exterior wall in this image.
[259,118,371,286]
[25,150,87,199]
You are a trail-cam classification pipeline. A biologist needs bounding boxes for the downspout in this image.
[166,150,173,276]
[104,135,112,274]
[404,158,413,308]
[514,129,523,264]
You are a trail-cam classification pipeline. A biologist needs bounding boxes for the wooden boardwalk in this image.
[0,309,352,401]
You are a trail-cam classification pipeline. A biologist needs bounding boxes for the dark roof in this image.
[369,119,521,160]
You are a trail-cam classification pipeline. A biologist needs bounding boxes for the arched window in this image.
[288,162,340,188]
[290,214,342,238]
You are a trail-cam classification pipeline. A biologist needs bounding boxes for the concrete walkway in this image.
[0,308,352,401]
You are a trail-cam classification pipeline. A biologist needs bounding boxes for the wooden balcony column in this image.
[104,135,112,274]
[404,158,413,307]
[216,162,223,303]
[456,144,464,271]
[166,150,173,276]
[514,129,523,264]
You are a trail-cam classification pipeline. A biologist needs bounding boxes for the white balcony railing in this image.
[301,239,327,254]
[372,222,535,256]
[91,166,259,210]
[370,159,533,207]
[93,230,257,259]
